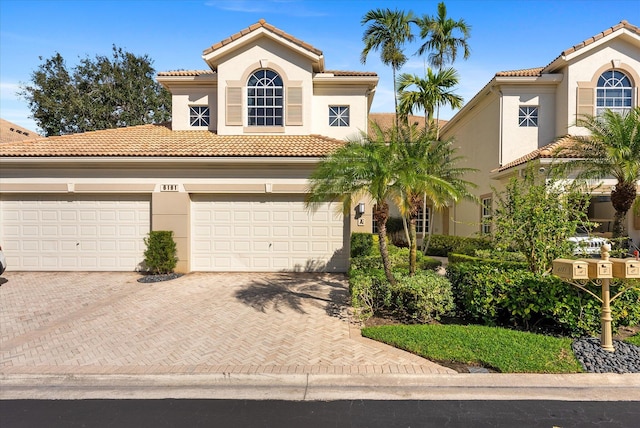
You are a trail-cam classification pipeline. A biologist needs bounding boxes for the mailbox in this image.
[580,259,613,279]
[553,259,589,280]
[609,258,640,279]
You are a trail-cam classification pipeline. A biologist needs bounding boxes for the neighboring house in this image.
[0,119,40,144]
[438,20,640,244]
[0,19,378,273]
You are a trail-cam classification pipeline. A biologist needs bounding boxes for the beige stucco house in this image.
[439,20,640,244]
[0,20,378,273]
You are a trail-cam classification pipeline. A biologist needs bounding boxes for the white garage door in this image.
[191,194,347,272]
[0,194,150,271]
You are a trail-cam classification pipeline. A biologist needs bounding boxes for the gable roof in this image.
[0,123,347,158]
[0,119,40,144]
[543,20,640,72]
[202,19,325,72]
[443,21,639,135]
[203,19,322,57]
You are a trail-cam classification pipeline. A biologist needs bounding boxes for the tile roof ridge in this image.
[542,20,639,72]
[202,19,322,57]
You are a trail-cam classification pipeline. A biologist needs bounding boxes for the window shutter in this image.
[226,86,242,126]
[576,87,594,117]
[286,86,303,126]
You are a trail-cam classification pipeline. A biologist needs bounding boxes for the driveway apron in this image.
[0,272,454,375]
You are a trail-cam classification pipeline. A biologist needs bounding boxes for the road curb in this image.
[2,373,639,401]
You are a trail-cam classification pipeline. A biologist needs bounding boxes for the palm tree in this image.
[392,125,476,274]
[416,2,470,138]
[305,125,399,285]
[559,107,640,237]
[416,2,471,70]
[361,8,416,127]
[397,67,463,130]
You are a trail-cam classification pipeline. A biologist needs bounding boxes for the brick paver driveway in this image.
[0,272,453,375]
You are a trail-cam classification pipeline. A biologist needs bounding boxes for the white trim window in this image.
[481,197,492,235]
[189,106,210,127]
[416,206,429,234]
[518,106,538,127]
[329,106,350,127]
[596,70,632,116]
[247,69,283,126]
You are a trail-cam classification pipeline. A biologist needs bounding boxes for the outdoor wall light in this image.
[357,202,366,215]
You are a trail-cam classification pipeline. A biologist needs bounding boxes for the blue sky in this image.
[1,0,639,133]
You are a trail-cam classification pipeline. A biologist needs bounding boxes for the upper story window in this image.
[596,70,632,116]
[329,106,350,127]
[519,106,538,127]
[190,106,210,127]
[247,69,283,126]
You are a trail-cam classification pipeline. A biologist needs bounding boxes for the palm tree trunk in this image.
[374,202,396,285]
[393,66,399,128]
[409,216,417,275]
[611,181,636,238]
[377,224,396,285]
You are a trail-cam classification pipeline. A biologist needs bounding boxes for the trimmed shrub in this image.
[446,262,640,337]
[448,253,527,270]
[351,233,374,258]
[143,230,178,274]
[350,269,454,322]
[388,272,455,322]
[424,234,492,257]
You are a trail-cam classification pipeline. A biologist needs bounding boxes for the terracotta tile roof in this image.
[156,69,377,78]
[493,136,581,173]
[203,19,322,57]
[543,20,640,71]
[369,113,447,134]
[324,70,378,77]
[495,67,544,77]
[157,70,214,77]
[0,123,347,158]
[561,20,639,57]
[0,119,40,144]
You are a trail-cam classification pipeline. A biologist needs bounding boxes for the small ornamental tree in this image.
[492,163,592,275]
[143,231,177,275]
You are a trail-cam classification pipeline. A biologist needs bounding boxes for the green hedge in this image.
[424,234,492,256]
[446,262,640,337]
[448,253,527,270]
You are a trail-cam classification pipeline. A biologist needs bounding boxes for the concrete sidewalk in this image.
[1,271,638,401]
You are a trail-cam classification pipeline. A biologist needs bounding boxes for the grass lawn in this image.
[625,333,640,346]
[361,324,583,373]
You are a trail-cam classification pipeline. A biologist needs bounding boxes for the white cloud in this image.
[205,0,327,17]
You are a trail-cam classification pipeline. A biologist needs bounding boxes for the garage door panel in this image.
[191,194,347,272]
[0,194,149,271]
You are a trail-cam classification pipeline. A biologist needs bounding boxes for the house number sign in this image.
[161,184,179,192]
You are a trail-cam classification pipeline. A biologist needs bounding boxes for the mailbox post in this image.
[553,244,640,352]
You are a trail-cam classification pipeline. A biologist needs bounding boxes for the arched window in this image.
[247,69,283,126]
[596,70,632,115]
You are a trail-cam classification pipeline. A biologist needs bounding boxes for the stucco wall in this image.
[441,91,501,237]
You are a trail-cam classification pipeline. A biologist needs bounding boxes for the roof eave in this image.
[156,73,217,90]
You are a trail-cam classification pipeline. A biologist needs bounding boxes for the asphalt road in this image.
[2,399,639,427]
